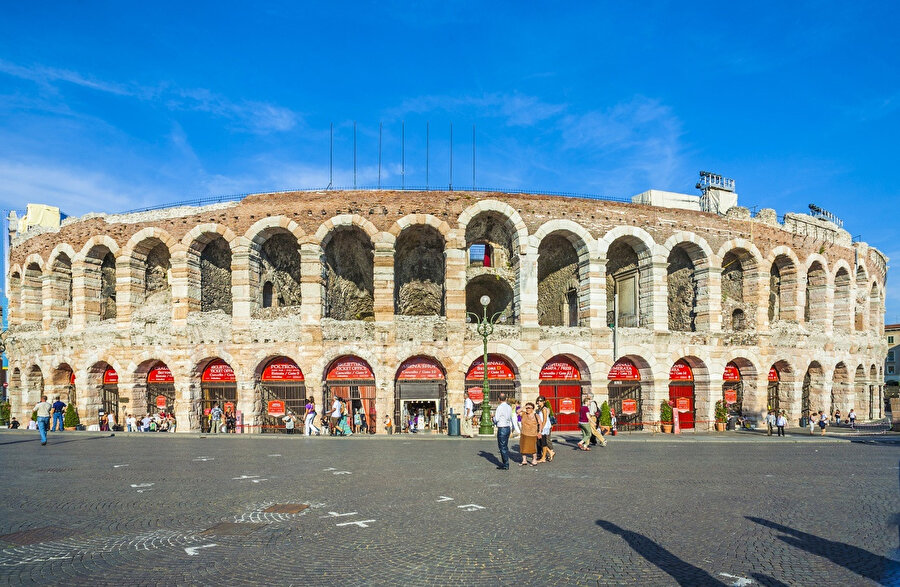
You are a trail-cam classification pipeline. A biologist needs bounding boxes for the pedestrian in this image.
[282,411,296,434]
[776,411,786,437]
[384,414,393,435]
[9,417,20,429]
[492,392,513,470]
[848,408,857,429]
[330,395,342,435]
[833,409,841,425]
[50,397,66,432]
[576,394,593,451]
[353,409,362,433]
[512,400,522,438]
[818,411,828,436]
[209,403,223,434]
[766,410,775,436]
[304,401,320,436]
[587,396,600,446]
[808,411,816,435]
[126,413,136,432]
[106,410,117,432]
[518,402,539,466]
[99,414,109,432]
[141,414,151,432]
[34,395,52,445]
[535,396,558,460]
[225,408,236,433]
[168,414,177,433]
[462,390,475,438]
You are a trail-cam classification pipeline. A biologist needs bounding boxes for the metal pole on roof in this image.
[353,121,357,189]
[401,121,405,190]
[426,121,430,189]
[472,123,476,190]
[378,122,382,189]
[449,123,453,191]
[328,122,333,190]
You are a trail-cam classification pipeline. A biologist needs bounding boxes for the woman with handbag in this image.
[535,396,556,462]
[518,402,539,466]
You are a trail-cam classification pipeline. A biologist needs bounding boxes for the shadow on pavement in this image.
[0,434,114,447]
[750,572,790,587]
[477,450,501,466]
[746,516,899,585]
[595,519,725,586]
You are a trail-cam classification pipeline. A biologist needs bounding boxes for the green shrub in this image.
[0,402,10,425]
[660,401,673,423]
[600,401,612,427]
[715,400,728,423]
[31,410,37,422]
[64,403,80,428]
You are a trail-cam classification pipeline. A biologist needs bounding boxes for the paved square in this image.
[0,431,898,585]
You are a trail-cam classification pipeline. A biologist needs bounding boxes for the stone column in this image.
[170,246,191,329]
[231,241,253,337]
[444,234,467,323]
[702,266,723,331]
[116,255,137,332]
[237,378,259,434]
[174,379,198,433]
[372,240,395,322]
[585,258,605,330]
[648,261,669,331]
[71,261,89,330]
[300,243,323,324]
[519,247,539,328]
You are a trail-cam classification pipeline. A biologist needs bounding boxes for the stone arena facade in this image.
[2,189,890,432]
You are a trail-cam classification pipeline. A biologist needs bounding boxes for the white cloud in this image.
[388,93,566,127]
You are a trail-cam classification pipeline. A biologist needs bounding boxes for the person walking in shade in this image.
[848,408,857,429]
[209,403,223,434]
[304,401,320,436]
[775,411,787,437]
[765,410,775,436]
[462,390,475,438]
[818,411,828,436]
[576,394,593,451]
[492,393,513,470]
[34,395,52,446]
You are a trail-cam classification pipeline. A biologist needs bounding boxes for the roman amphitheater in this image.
[2,187,889,433]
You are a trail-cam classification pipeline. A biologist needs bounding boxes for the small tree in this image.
[0,401,11,425]
[64,403,80,428]
[31,410,38,423]
[660,400,673,423]
[600,401,612,427]
[715,400,727,423]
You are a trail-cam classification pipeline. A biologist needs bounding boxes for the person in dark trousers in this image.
[775,411,786,437]
[492,393,513,470]
[50,397,66,431]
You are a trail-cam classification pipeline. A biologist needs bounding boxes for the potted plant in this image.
[599,401,613,435]
[64,403,80,431]
[660,401,673,433]
[714,400,727,431]
[0,401,10,427]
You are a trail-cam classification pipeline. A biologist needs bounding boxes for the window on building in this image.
[468,242,493,268]
[889,336,895,344]
[889,365,896,375]
[889,351,896,362]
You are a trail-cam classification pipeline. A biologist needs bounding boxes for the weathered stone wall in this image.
[395,225,444,316]
[667,246,696,332]
[324,227,374,321]
[200,237,231,314]
[259,233,302,308]
[538,235,579,326]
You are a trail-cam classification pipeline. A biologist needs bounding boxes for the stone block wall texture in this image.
[3,190,889,432]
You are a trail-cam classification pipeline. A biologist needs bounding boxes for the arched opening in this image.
[869,364,879,419]
[49,253,73,323]
[607,358,643,431]
[199,236,232,314]
[668,360,695,429]
[802,362,824,423]
[832,362,850,415]
[667,245,698,332]
[127,238,172,309]
[22,263,43,323]
[805,261,827,326]
[854,364,867,420]
[257,356,307,434]
[767,365,781,414]
[394,356,447,433]
[606,237,650,328]
[538,356,586,431]
[25,365,44,415]
[200,359,237,433]
[395,225,445,316]
[538,235,583,327]
[147,362,175,416]
[323,227,374,321]
[722,249,758,330]
[50,364,76,407]
[769,254,798,323]
[99,367,119,430]
[254,232,302,311]
[10,367,21,419]
[833,268,851,333]
[722,362,744,419]
[855,267,868,331]
[323,356,376,435]
[731,309,746,331]
[465,275,515,322]
[465,355,520,416]
[8,272,21,324]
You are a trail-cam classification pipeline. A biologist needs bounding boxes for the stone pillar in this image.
[116,255,137,331]
[649,261,669,331]
[444,235,467,323]
[237,378,259,434]
[174,379,198,433]
[585,258,605,329]
[231,242,253,336]
[519,247,539,328]
[702,266,723,331]
[746,372,769,422]
[374,376,392,435]
[170,246,191,328]
[300,243,324,324]
[71,261,89,330]
[373,240,395,322]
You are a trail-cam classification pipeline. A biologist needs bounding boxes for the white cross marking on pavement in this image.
[137,489,153,493]
[113,464,129,468]
[333,471,352,475]
[130,483,154,488]
[232,475,260,480]
[323,511,359,518]
[250,478,268,483]
[323,467,336,471]
[457,504,485,511]
[336,519,375,528]
[268,454,282,457]
[437,496,454,502]
[185,544,218,556]
[193,457,214,462]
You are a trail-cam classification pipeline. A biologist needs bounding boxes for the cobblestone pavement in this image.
[0,430,898,586]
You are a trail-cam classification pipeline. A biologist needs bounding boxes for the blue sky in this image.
[1,1,898,321]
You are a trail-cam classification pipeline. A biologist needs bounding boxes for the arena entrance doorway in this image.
[395,356,446,433]
[324,356,376,435]
[669,360,695,429]
[767,366,780,414]
[608,359,642,431]
[538,356,583,431]
[101,367,120,430]
[722,362,743,419]
[147,362,175,415]
[200,359,237,433]
[464,355,519,418]
[258,357,307,434]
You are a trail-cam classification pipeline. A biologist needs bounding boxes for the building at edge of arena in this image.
[1,181,889,434]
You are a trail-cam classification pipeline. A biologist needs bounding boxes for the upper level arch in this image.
[313,214,382,249]
[457,200,528,255]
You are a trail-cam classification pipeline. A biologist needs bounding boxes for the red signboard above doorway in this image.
[621,398,638,415]
[202,360,236,383]
[397,357,445,380]
[103,367,118,385]
[326,356,375,380]
[466,356,515,380]
[669,361,693,381]
[148,364,174,383]
[768,367,779,382]
[539,358,580,380]
[723,363,741,382]
[608,359,640,381]
[467,387,484,402]
[261,357,305,382]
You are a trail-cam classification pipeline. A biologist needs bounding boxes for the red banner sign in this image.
[155,395,168,409]
[621,398,638,415]
[148,364,174,383]
[768,367,779,382]
[466,356,516,381]
[262,357,305,382]
[723,363,741,382]
[724,389,738,405]
[467,387,484,402]
[326,356,374,380]
[224,402,235,413]
[675,397,691,411]
[103,367,118,385]
[202,360,236,382]
[540,358,580,381]
[608,360,640,381]
[670,362,693,381]
[558,397,577,413]
[267,400,286,417]
[69,371,76,385]
[397,357,445,380]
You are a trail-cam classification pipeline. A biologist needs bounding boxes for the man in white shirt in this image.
[492,393,513,470]
[462,391,475,438]
[330,397,343,435]
[34,395,52,446]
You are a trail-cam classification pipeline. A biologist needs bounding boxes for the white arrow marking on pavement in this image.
[193,457,214,461]
[250,478,268,483]
[457,504,485,511]
[268,454,282,457]
[323,467,336,471]
[718,573,753,586]
[336,519,375,528]
[323,511,358,518]
[130,483,154,488]
[113,464,129,468]
[185,544,218,556]
[232,475,260,480]
[333,471,352,475]
[437,496,454,502]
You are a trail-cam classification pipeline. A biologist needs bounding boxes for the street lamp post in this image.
[467,295,501,435]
